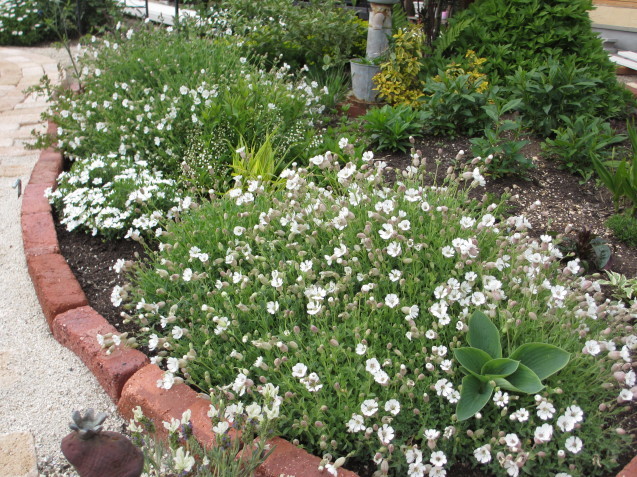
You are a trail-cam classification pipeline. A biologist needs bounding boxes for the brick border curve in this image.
[20,121,635,477]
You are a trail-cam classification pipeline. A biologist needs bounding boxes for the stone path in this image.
[0,47,123,477]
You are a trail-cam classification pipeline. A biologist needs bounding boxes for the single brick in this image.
[28,150,63,185]
[618,455,637,477]
[26,253,87,327]
[256,437,359,477]
[118,365,206,436]
[47,120,58,137]
[21,212,59,256]
[21,183,52,216]
[53,306,149,401]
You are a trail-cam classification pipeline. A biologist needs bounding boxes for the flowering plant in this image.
[119,141,636,476]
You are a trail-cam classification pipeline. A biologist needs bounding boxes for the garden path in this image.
[0,47,123,477]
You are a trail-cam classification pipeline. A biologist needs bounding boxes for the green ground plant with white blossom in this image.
[128,384,281,476]
[115,144,637,477]
[38,22,331,239]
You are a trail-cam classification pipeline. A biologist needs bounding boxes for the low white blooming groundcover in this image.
[115,146,636,477]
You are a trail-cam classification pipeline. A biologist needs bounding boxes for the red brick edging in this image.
[20,121,358,477]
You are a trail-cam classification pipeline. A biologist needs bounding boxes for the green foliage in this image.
[606,214,637,248]
[375,25,426,107]
[0,0,118,46]
[122,147,635,476]
[557,228,612,273]
[129,387,279,476]
[443,0,634,131]
[597,270,637,304]
[543,115,625,180]
[231,134,287,185]
[207,0,366,70]
[592,121,637,216]
[360,104,429,152]
[420,73,491,137]
[455,311,570,421]
[470,99,533,179]
[40,23,330,239]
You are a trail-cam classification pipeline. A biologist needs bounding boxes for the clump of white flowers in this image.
[122,144,636,476]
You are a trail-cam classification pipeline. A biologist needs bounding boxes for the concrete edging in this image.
[20,120,358,476]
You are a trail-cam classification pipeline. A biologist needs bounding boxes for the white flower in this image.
[379,223,395,240]
[534,423,553,443]
[565,436,583,454]
[271,270,283,288]
[389,269,402,282]
[291,363,308,378]
[618,389,633,402]
[473,444,491,464]
[307,300,322,315]
[430,451,447,467]
[536,400,555,420]
[441,246,455,258]
[157,372,175,390]
[172,326,184,340]
[347,414,365,433]
[212,421,230,435]
[361,399,378,416]
[182,268,193,282]
[266,301,279,315]
[233,226,246,236]
[493,391,509,408]
[504,433,519,450]
[173,447,195,473]
[556,415,576,432]
[166,357,179,373]
[385,399,401,415]
[365,358,381,374]
[387,241,402,257]
[385,293,400,308]
[510,408,529,422]
[148,334,159,351]
[355,343,367,355]
[338,137,349,150]
[300,260,313,272]
[565,405,584,423]
[378,424,395,445]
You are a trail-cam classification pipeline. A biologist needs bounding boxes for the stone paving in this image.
[0,47,122,477]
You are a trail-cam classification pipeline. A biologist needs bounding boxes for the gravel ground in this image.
[0,45,124,477]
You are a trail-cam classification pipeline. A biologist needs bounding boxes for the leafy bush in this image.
[360,104,429,152]
[542,115,625,179]
[39,23,329,238]
[507,58,629,137]
[204,0,366,70]
[444,0,634,130]
[606,214,637,248]
[121,147,635,477]
[0,0,118,46]
[470,99,533,179]
[375,25,426,107]
[593,121,637,216]
[420,73,492,137]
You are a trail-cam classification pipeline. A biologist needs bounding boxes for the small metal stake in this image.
[12,179,22,198]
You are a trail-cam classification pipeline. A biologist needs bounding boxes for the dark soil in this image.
[54,132,637,477]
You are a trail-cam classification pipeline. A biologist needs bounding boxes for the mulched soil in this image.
[54,131,637,477]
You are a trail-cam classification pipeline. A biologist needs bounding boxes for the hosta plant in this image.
[454,310,570,421]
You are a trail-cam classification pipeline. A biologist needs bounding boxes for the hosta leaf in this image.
[481,358,519,378]
[495,363,544,394]
[454,347,492,375]
[456,375,494,421]
[467,310,502,359]
[509,343,570,380]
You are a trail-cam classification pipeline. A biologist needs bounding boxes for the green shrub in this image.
[420,72,492,137]
[0,0,118,46]
[542,115,625,179]
[205,0,366,70]
[40,23,329,239]
[606,214,637,247]
[121,148,635,476]
[470,98,533,179]
[443,0,634,130]
[360,104,430,152]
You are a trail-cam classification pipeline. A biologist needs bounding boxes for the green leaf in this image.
[454,347,492,375]
[456,375,494,421]
[481,358,519,378]
[495,363,544,394]
[467,311,502,359]
[509,343,570,380]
